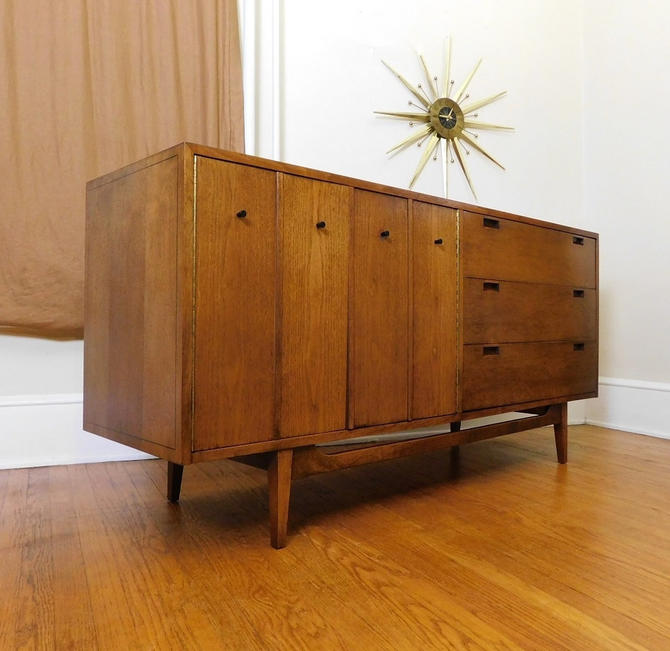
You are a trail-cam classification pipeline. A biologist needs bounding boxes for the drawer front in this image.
[464,279,597,344]
[462,211,596,288]
[462,341,598,411]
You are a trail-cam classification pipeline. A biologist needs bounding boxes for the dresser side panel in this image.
[84,155,179,452]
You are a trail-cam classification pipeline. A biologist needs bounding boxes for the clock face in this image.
[438,107,457,129]
[374,40,512,200]
[429,98,464,139]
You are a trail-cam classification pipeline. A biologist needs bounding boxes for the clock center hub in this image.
[438,106,458,129]
[429,98,464,139]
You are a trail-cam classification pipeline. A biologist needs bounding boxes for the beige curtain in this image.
[0,0,244,336]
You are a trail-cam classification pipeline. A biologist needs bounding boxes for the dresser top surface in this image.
[87,142,598,240]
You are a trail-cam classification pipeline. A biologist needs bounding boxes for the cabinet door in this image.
[412,202,458,419]
[279,174,351,437]
[351,190,409,427]
[193,158,277,450]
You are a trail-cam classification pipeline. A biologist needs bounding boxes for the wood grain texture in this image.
[268,449,294,548]
[84,146,598,488]
[464,279,597,344]
[462,211,597,288]
[193,158,277,450]
[292,405,562,479]
[351,190,409,427]
[411,201,458,419]
[278,174,351,437]
[84,155,178,451]
[554,402,568,463]
[184,144,599,239]
[463,341,598,410]
[3,426,670,649]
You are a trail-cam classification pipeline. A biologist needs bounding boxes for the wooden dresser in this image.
[84,143,598,547]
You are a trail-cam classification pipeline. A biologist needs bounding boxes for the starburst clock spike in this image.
[459,132,505,170]
[452,138,477,200]
[463,120,514,131]
[462,91,507,115]
[374,110,431,122]
[375,42,512,199]
[409,132,440,188]
[454,59,482,104]
[442,37,452,98]
[386,124,432,155]
[381,60,430,109]
[417,52,439,99]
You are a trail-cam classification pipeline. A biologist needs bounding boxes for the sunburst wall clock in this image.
[375,38,512,200]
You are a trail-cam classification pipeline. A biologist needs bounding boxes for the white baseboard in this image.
[584,377,670,439]
[0,393,154,470]
[1,382,666,469]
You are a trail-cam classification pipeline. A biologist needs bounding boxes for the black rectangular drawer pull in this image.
[483,346,500,356]
[483,217,500,229]
[483,281,500,292]
[573,236,584,245]
[573,343,585,351]
[573,289,585,298]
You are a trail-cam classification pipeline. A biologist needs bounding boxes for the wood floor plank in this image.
[292,463,642,649]
[48,465,98,649]
[1,425,670,649]
[0,469,28,650]
[14,468,57,649]
[132,459,379,650]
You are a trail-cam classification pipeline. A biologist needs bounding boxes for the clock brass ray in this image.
[375,38,513,199]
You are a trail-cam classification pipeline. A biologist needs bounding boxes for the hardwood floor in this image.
[1,425,669,649]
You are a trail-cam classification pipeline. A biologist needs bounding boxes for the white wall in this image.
[0,336,152,468]
[0,336,82,396]
[581,0,670,437]
[279,0,586,225]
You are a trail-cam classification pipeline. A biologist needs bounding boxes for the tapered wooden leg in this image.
[449,421,461,464]
[268,449,293,549]
[167,462,184,502]
[553,403,568,464]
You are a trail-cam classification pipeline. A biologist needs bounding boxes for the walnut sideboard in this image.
[84,143,598,548]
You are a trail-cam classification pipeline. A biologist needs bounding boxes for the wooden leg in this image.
[268,449,293,549]
[167,462,184,502]
[450,421,461,463]
[553,403,568,464]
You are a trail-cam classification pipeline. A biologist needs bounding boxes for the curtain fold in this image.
[0,0,244,336]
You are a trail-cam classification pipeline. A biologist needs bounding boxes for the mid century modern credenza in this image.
[84,143,598,548]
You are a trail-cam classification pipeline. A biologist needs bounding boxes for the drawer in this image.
[462,341,598,411]
[463,279,596,344]
[462,211,597,288]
